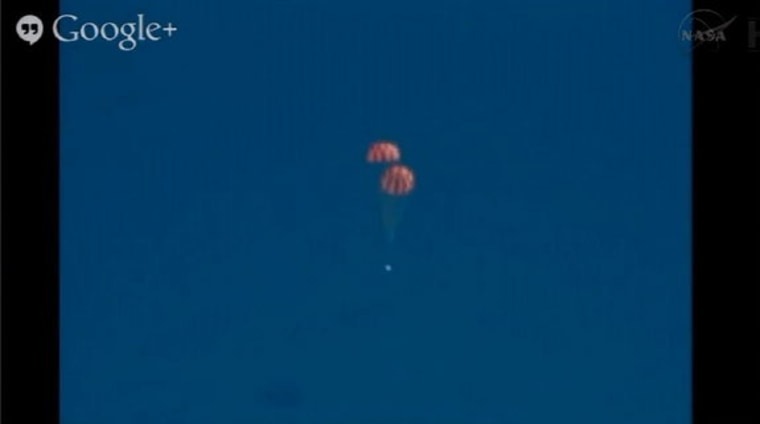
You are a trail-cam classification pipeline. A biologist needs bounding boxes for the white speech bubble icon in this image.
[16,15,44,45]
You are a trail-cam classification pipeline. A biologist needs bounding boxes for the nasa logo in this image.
[678,9,736,51]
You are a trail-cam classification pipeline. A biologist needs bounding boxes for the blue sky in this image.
[60,1,691,423]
